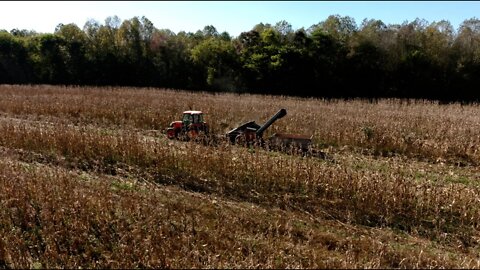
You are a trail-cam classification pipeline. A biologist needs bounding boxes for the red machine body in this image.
[166,111,209,140]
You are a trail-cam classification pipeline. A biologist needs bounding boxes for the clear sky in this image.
[1,1,479,37]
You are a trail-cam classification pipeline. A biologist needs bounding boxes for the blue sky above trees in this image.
[1,1,479,37]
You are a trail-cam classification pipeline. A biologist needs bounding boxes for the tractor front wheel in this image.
[166,128,175,139]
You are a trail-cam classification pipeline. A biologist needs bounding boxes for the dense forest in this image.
[1,15,480,102]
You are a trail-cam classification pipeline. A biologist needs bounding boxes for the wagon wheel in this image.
[235,134,247,146]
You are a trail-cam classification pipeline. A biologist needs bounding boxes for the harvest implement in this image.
[226,108,313,153]
[167,108,319,156]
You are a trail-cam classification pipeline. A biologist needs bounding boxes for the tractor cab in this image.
[182,111,204,126]
[167,110,208,139]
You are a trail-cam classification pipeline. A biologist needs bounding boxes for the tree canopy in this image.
[2,15,480,102]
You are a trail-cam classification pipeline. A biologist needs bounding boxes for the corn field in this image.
[1,84,480,268]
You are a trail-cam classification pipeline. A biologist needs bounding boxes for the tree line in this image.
[1,15,480,102]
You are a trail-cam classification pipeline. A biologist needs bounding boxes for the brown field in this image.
[1,84,480,268]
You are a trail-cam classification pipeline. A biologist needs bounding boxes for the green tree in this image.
[116,16,157,85]
[308,25,348,97]
[55,23,88,83]
[455,18,480,64]
[202,25,219,38]
[309,15,357,44]
[0,32,32,83]
[191,36,238,90]
[29,34,68,83]
[235,27,287,92]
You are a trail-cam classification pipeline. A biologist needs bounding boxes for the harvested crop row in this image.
[2,85,480,164]
[0,119,479,248]
[1,157,479,268]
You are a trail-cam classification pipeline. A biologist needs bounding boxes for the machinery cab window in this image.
[192,114,203,124]
[182,113,193,125]
[183,113,203,124]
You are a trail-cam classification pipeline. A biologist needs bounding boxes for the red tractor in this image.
[166,110,209,140]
